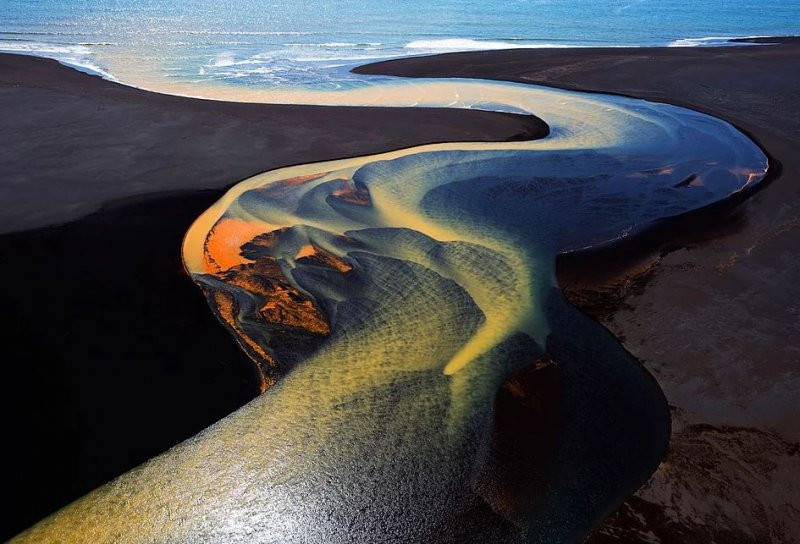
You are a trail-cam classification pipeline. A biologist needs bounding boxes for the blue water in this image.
[2,0,799,89]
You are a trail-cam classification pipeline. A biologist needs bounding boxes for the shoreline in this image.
[2,39,798,541]
[1,34,793,95]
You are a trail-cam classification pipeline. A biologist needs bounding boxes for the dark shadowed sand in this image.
[2,39,798,542]
[0,53,546,540]
[0,54,546,234]
[358,38,800,543]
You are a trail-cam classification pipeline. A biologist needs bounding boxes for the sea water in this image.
[2,0,799,90]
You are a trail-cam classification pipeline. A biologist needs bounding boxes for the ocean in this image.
[2,0,799,92]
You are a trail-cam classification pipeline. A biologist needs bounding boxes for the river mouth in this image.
[14,74,768,541]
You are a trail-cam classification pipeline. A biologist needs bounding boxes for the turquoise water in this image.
[2,0,799,89]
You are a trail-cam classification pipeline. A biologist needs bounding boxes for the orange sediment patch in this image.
[260,288,330,334]
[202,226,336,392]
[294,244,317,260]
[295,244,353,273]
[203,218,278,275]
[222,257,331,335]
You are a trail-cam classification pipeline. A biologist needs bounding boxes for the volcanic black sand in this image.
[2,39,798,542]
[0,53,546,540]
[358,37,800,542]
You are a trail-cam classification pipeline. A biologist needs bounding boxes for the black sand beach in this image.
[2,39,799,542]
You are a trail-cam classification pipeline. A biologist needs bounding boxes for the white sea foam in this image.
[0,41,91,55]
[0,40,115,79]
[404,38,572,51]
[292,54,400,62]
[667,36,758,47]
[209,51,237,66]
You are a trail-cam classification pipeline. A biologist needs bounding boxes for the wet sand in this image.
[0,53,545,540]
[358,39,800,542]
